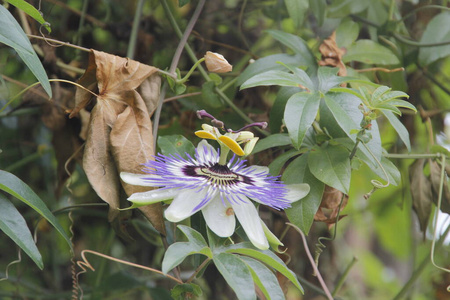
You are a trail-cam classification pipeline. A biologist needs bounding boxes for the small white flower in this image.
[121,141,309,250]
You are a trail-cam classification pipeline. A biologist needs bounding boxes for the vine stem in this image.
[186,258,211,283]
[153,0,206,147]
[287,223,334,300]
[77,249,183,285]
[127,0,145,59]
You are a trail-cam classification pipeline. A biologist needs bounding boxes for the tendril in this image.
[0,250,22,282]
[361,142,390,199]
[314,192,346,273]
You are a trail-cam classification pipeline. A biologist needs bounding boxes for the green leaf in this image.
[308,143,351,194]
[157,135,196,159]
[252,133,292,154]
[213,253,256,300]
[418,12,450,66]
[320,92,383,162]
[0,5,52,98]
[284,92,320,149]
[171,283,202,300]
[309,0,326,26]
[344,40,399,65]
[382,110,411,151]
[0,194,43,269]
[201,81,223,108]
[240,70,303,90]
[237,54,306,86]
[284,154,324,234]
[284,0,309,28]
[270,86,303,133]
[317,67,351,93]
[266,30,317,71]
[178,0,190,7]
[336,18,360,48]
[240,256,285,300]
[0,170,71,248]
[269,149,301,176]
[225,244,303,293]
[162,225,212,274]
[5,0,51,32]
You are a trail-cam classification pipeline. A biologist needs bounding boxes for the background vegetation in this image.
[0,0,449,299]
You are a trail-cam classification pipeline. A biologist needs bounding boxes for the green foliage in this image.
[0,5,51,97]
[0,193,43,269]
[0,170,72,249]
[162,226,302,300]
[4,0,51,33]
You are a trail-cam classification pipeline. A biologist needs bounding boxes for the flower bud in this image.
[204,51,232,73]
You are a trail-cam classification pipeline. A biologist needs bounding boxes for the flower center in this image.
[183,163,253,187]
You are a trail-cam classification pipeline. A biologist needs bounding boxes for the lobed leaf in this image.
[213,253,256,300]
[225,244,303,293]
[240,256,285,300]
[162,225,212,274]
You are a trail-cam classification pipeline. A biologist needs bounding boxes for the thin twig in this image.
[27,34,91,52]
[164,92,202,103]
[287,223,334,300]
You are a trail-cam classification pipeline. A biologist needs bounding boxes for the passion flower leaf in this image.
[283,153,325,234]
[0,194,43,270]
[162,225,212,274]
[381,110,411,151]
[284,92,321,149]
[225,243,303,293]
[0,170,71,249]
[308,143,351,194]
[213,253,256,300]
[0,5,52,97]
[158,135,196,159]
[240,256,285,300]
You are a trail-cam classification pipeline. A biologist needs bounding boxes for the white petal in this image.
[120,172,161,187]
[285,183,310,203]
[246,165,269,175]
[231,195,269,250]
[164,189,208,222]
[128,188,178,205]
[197,140,217,161]
[202,196,235,237]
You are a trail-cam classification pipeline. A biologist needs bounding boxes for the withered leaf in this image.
[429,160,450,214]
[314,185,349,229]
[71,50,165,234]
[318,31,347,78]
[409,159,433,232]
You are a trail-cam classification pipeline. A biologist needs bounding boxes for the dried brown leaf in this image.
[318,31,347,78]
[72,50,165,233]
[314,185,348,229]
[429,160,450,214]
[409,159,433,232]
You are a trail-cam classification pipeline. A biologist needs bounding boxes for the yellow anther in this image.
[219,135,245,156]
[195,130,217,140]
